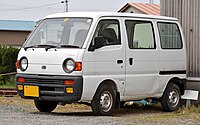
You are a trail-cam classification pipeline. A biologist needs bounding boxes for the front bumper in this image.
[16,74,83,103]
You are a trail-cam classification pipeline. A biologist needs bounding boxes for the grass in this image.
[135,107,200,124]
[114,103,200,125]
[0,75,16,88]
[0,84,15,88]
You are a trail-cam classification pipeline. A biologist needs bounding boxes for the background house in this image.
[0,20,35,47]
[118,3,160,15]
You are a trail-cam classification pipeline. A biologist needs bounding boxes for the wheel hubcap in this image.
[100,91,113,112]
[169,89,179,107]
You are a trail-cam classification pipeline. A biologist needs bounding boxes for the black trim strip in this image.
[159,70,186,75]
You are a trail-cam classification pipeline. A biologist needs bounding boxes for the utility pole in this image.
[149,0,153,4]
[61,0,68,12]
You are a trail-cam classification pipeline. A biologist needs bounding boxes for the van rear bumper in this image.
[16,74,83,103]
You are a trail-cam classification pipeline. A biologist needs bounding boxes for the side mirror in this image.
[94,36,104,49]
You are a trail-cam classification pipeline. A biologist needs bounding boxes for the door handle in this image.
[129,58,133,65]
[117,60,123,64]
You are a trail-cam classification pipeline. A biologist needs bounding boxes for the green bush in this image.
[0,45,19,74]
[0,75,16,87]
[0,45,19,86]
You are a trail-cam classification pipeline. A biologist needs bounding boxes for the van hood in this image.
[17,48,82,75]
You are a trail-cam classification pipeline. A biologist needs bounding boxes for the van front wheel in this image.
[91,85,116,116]
[161,83,181,112]
[34,100,57,112]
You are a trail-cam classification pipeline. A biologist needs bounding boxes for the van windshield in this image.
[23,18,92,49]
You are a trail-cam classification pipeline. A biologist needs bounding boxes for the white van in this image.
[16,12,186,115]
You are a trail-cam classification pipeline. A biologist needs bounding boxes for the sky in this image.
[0,0,159,21]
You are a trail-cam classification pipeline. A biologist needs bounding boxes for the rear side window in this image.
[158,22,182,49]
[125,20,155,49]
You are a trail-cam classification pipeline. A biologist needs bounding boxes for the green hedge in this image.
[0,45,19,86]
[0,45,19,74]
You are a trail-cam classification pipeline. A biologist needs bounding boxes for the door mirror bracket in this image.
[94,36,104,49]
[89,36,104,51]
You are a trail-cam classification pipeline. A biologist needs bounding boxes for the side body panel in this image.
[81,18,186,101]
[123,18,161,99]
[156,20,186,95]
[81,17,126,101]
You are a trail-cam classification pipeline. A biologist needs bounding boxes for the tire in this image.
[34,100,57,112]
[161,83,181,112]
[91,85,116,116]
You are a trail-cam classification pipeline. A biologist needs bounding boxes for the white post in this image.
[149,0,153,4]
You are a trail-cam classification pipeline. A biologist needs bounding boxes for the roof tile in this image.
[119,3,160,15]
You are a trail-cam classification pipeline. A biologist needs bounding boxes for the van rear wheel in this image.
[161,83,181,112]
[34,100,57,112]
[91,85,116,116]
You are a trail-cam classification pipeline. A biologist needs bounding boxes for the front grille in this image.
[24,78,65,96]
[25,78,64,85]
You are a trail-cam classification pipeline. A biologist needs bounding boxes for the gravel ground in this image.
[0,96,200,125]
[0,105,125,125]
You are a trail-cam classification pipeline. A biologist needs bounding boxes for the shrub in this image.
[0,45,19,74]
[0,45,19,86]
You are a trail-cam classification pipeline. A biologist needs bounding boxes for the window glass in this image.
[24,18,92,48]
[92,20,121,46]
[125,20,155,49]
[158,23,182,49]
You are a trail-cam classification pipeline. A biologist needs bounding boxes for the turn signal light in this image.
[17,78,26,83]
[75,62,82,71]
[66,88,74,94]
[16,60,19,69]
[64,80,74,85]
[17,85,23,90]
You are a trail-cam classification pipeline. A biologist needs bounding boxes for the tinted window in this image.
[125,20,155,49]
[92,20,121,46]
[158,23,182,49]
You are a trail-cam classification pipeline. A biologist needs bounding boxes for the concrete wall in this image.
[0,30,30,47]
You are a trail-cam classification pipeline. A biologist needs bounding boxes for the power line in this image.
[149,0,154,4]
[0,2,25,6]
[0,2,61,12]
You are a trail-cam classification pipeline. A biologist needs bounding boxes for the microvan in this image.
[16,12,186,115]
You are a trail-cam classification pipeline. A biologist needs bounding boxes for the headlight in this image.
[63,58,75,73]
[19,57,28,71]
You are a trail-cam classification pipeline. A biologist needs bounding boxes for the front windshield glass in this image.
[23,18,92,48]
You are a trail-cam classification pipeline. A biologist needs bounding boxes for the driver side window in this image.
[92,20,121,46]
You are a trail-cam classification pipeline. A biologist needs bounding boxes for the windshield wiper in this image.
[59,45,80,48]
[24,44,80,51]
[24,45,58,51]
[24,45,39,51]
[44,45,58,51]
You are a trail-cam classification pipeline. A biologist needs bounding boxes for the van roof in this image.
[44,12,178,21]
